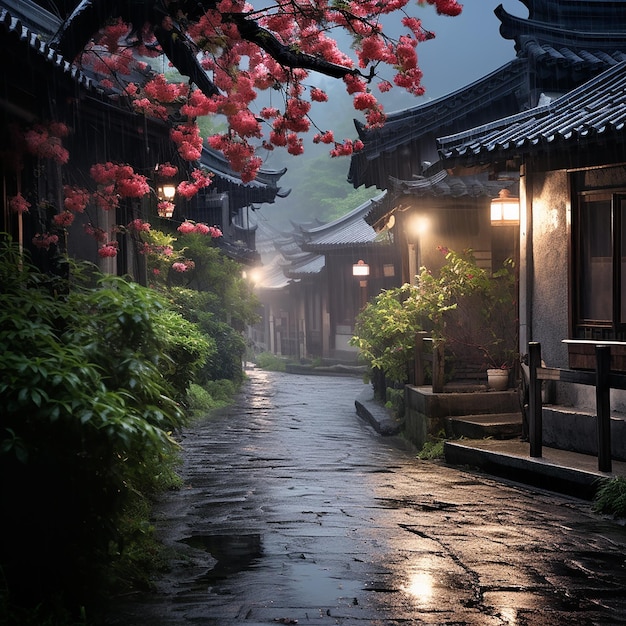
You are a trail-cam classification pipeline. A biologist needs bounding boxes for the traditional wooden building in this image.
[252,193,400,362]
[348,0,626,384]
[1,0,285,276]
[439,59,626,459]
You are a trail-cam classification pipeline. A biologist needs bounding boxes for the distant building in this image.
[251,193,399,362]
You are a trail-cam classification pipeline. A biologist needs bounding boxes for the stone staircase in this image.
[404,385,523,448]
[444,412,522,439]
[445,412,523,440]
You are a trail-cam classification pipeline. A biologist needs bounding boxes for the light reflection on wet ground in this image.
[100,368,626,625]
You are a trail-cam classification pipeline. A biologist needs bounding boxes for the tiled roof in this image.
[0,6,97,92]
[255,255,293,290]
[389,170,514,199]
[349,0,626,190]
[299,192,388,251]
[497,2,626,56]
[200,147,289,210]
[284,254,325,279]
[438,60,626,166]
[364,171,517,228]
[252,193,389,289]
[348,61,526,189]
[496,4,626,80]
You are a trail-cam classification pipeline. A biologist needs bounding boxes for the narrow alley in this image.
[102,369,626,625]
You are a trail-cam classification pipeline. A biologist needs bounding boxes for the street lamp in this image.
[157,183,176,218]
[353,259,370,310]
[352,259,370,287]
[490,189,520,226]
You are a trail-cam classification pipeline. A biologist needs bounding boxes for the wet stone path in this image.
[103,368,626,625]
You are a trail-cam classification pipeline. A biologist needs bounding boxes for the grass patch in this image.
[254,351,287,371]
[417,432,446,460]
[187,380,237,418]
[593,476,626,517]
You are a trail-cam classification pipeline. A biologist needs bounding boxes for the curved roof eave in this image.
[438,60,626,167]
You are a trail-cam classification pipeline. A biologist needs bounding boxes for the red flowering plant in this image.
[52,0,462,180]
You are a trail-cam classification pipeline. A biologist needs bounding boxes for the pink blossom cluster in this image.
[63,185,90,212]
[138,242,173,257]
[157,200,175,215]
[84,223,108,243]
[8,193,30,214]
[23,122,70,164]
[127,218,151,233]
[176,168,213,199]
[59,0,462,180]
[89,162,150,210]
[53,210,75,228]
[143,74,188,103]
[329,139,365,157]
[177,220,222,238]
[89,46,134,77]
[180,89,219,118]
[157,162,178,178]
[98,241,119,258]
[32,232,59,250]
[98,17,129,54]
[172,260,195,273]
[171,124,204,162]
[207,134,261,183]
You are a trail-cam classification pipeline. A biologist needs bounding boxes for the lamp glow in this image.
[491,189,519,226]
[352,259,370,277]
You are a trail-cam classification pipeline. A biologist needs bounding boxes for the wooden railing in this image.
[528,341,626,473]
[413,332,445,392]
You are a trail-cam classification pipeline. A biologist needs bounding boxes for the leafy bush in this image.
[350,248,517,387]
[593,477,626,517]
[165,287,248,383]
[385,387,405,419]
[0,238,192,616]
[417,432,446,460]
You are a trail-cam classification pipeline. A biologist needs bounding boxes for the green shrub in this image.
[0,238,190,617]
[166,288,248,384]
[186,380,237,418]
[385,387,405,419]
[593,477,626,517]
[350,248,517,387]
[255,351,287,371]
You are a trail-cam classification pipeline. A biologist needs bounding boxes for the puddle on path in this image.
[180,533,263,583]
[281,561,363,606]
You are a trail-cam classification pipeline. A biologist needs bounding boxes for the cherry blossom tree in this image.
[52,0,462,181]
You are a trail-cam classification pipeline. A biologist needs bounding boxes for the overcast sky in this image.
[376,0,526,111]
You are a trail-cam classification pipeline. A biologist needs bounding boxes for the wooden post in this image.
[595,345,612,473]
[414,331,428,386]
[528,342,543,457]
[432,341,445,393]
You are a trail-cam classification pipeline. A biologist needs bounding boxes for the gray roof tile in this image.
[438,61,626,165]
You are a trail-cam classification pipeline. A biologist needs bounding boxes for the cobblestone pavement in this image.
[101,368,626,625]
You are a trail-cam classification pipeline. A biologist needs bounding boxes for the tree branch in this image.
[229,13,361,81]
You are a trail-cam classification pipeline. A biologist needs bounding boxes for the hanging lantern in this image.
[491,189,520,226]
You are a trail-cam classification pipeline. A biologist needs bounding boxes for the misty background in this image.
[251,0,525,230]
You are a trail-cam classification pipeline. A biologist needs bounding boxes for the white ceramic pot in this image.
[487,368,509,391]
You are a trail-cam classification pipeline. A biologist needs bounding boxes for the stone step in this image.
[445,412,523,440]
